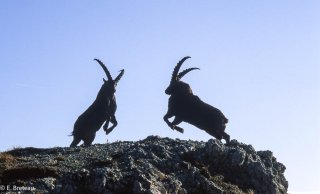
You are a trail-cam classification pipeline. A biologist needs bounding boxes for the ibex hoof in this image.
[174,126,184,133]
[105,129,113,135]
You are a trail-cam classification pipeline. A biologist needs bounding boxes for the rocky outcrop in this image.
[0,136,288,194]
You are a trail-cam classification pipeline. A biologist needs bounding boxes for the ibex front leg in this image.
[163,113,184,133]
[103,115,117,135]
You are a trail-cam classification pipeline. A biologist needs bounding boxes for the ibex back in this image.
[163,56,230,143]
[70,59,124,147]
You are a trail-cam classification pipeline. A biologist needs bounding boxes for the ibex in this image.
[163,56,230,143]
[70,59,124,147]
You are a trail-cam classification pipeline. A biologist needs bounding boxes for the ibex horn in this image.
[94,59,113,81]
[171,56,191,83]
[114,69,125,84]
[177,67,200,80]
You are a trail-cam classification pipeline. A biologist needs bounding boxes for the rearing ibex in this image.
[163,56,230,143]
[70,59,124,147]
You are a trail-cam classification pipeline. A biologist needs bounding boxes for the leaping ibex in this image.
[70,59,124,147]
[163,56,230,143]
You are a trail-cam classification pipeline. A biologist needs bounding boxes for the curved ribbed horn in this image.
[114,69,124,84]
[94,58,113,81]
[177,67,200,80]
[170,56,191,83]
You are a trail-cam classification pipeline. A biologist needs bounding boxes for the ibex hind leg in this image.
[205,129,223,142]
[220,124,230,144]
[222,132,230,144]
[70,136,81,147]
[83,132,96,146]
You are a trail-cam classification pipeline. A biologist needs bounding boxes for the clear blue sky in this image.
[0,1,319,192]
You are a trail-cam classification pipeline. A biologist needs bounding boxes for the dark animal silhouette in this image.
[70,59,124,147]
[163,56,230,143]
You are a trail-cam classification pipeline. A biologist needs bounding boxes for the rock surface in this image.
[0,136,288,194]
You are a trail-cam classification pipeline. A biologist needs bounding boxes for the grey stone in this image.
[1,135,288,194]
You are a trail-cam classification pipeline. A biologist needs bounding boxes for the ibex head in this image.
[94,58,124,94]
[165,56,199,95]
